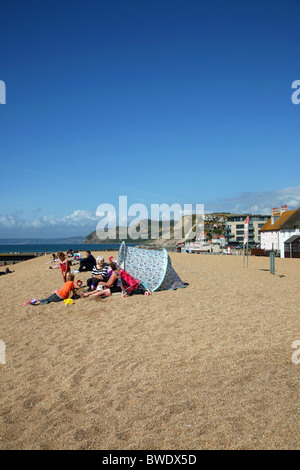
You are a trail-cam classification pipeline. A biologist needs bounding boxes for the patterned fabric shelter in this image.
[118,242,186,292]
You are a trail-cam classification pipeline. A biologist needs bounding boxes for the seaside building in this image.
[283,235,300,258]
[259,206,296,253]
[278,207,300,258]
[211,234,226,247]
[224,214,269,245]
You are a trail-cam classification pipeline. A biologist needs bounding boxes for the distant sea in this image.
[0,243,138,254]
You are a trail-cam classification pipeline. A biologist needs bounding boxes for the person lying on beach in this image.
[23,273,77,306]
[86,256,109,291]
[57,251,71,282]
[46,264,60,270]
[80,262,122,298]
[0,267,15,276]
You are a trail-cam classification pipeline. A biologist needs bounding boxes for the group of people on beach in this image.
[48,250,99,280]
[24,250,123,307]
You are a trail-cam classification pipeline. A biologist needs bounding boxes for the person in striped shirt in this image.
[86,256,109,291]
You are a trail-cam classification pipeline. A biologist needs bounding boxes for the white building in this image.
[279,207,300,258]
[260,206,295,252]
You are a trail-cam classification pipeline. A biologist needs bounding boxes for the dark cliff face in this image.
[84,231,98,243]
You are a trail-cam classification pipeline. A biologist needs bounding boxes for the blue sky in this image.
[0,0,300,237]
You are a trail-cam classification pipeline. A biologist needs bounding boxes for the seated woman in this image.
[81,262,121,298]
[86,256,109,291]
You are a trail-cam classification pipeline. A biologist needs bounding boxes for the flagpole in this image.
[243,216,249,268]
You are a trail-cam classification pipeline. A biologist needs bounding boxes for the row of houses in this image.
[260,205,300,258]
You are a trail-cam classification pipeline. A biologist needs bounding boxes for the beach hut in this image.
[284,235,300,259]
[118,242,186,292]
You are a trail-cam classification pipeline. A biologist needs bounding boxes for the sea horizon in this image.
[0,243,139,254]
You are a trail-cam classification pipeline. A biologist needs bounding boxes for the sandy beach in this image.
[0,251,299,450]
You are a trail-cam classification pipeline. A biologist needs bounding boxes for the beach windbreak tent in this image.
[118,242,186,292]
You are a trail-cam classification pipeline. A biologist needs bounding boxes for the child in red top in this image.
[26,273,77,306]
[57,251,70,282]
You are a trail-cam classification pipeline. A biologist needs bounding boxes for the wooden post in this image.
[270,251,275,274]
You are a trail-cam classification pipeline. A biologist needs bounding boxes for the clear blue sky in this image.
[1,0,300,237]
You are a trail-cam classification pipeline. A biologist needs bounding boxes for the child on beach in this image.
[57,251,71,282]
[23,273,77,306]
[73,251,82,261]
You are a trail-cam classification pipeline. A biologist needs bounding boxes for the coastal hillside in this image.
[84,219,153,244]
[84,215,199,246]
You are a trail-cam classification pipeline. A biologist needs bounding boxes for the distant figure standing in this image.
[57,251,71,282]
[78,251,96,272]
